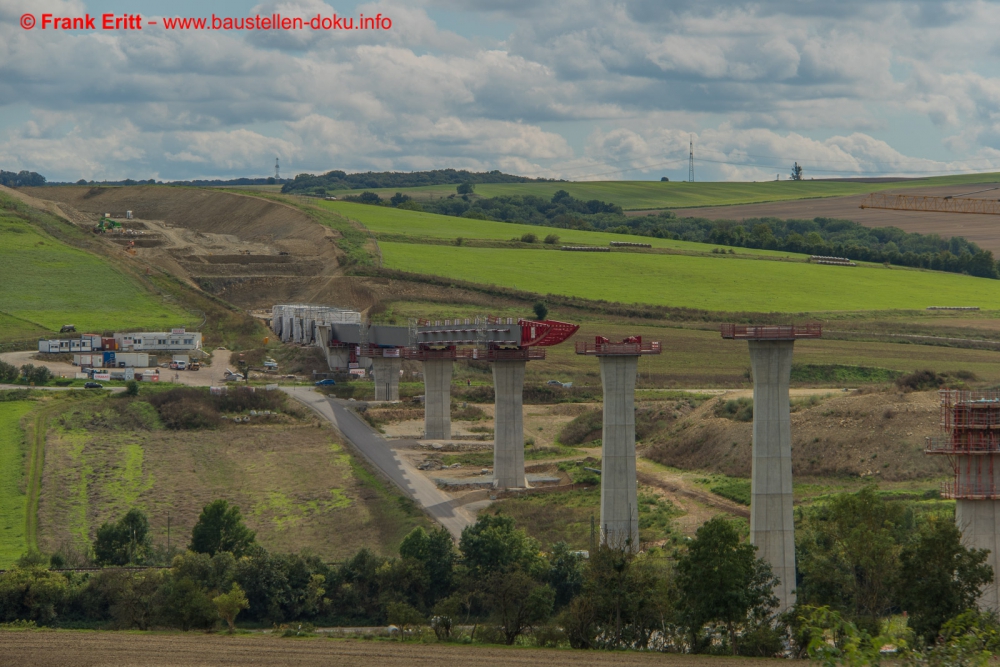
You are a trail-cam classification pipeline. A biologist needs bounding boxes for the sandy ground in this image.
[0,631,786,666]
[0,349,231,387]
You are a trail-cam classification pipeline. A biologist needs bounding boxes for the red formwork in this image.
[720,323,822,340]
[575,336,662,356]
[929,390,1000,498]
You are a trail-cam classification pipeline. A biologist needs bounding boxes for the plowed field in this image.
[0,631,785,666]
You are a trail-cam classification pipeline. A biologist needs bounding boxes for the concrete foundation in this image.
[599,355,639,551]
[492,359,526,489]
[423,359,453,440]
[372,356,401,401]
[748,339,797,613]
[956,465,1000,611]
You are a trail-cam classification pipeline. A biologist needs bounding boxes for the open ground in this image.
[0,631,787,667]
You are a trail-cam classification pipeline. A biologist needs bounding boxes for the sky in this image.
[2,0,1000,182]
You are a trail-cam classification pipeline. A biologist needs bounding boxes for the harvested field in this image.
[665,182,1000,255]
[0,631,786,666]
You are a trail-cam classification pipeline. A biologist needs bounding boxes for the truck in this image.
[188,361,201,371]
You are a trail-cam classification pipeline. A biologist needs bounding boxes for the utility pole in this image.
[688,137,694,183]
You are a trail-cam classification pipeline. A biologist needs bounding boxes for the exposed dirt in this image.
[0,631,786,666]
[644,389,948,481]
[650,182,1000,255]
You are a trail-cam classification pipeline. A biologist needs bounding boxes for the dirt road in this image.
[0,631,785,666]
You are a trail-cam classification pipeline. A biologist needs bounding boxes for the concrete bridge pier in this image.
[492,359,526,489]
[748,339,797,613]
[423,359,453,439]
[372,356,401,401]
[599,355,640,551]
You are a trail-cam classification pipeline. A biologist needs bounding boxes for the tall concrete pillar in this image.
[423,359,453,440]
[492,359,526,489]
[955,457,1000,611]
[748,340,797,612]
[599,355,639,550]
[372,356,401,401]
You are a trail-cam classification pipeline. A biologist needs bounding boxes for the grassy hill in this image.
[317,199,1000,313]
[0,196,190,341]
[328,171,1000,210]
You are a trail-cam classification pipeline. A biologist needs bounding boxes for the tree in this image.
[482,569,554,644]
[213,583,249,633]
[190,500,256,557]
[125,380,139,396]
[459,513,543,578]
[398,526,456,607]
[547,542,583,609]
[19,364,51,385]
[389,192,411,206]
[0,360,17,383]
[93,509,152,566]
[676,516,779,654]
[899,517,993,642]
[456,182,474,195]
[532,302,548,321]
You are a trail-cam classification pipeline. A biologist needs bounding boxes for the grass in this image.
[0,210,189,340]
[378,241,1000,313]
[0,401,36,567]
[790,364,902,384]
[318,201,804,259]
[326,171,1000,210]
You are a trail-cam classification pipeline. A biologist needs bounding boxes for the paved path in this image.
[282,386,476,538]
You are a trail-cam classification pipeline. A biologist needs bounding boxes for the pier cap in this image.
[575,335,662,356]
[720,324,822,340]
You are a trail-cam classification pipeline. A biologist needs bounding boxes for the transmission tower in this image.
[275,157,280,180]
[688,137,694,182]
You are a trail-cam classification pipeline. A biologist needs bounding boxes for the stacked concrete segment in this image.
[747,340,797,613]
[492,359,526,488]
[599,355,640,550]
[372,356,401,401]
[423,359,453,439]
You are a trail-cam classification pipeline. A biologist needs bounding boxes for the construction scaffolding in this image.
[927,390,1000,498]
[720,323,822,340]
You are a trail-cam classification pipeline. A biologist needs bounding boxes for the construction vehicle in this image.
[188,361,201,371]
[93,217,122,233]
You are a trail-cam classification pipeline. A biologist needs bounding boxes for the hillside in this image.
[327,171,1000,210]
[0,191,190,341]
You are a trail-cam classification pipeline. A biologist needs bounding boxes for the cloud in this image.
[1,0,1000,180]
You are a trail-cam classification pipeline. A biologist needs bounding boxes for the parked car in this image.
[84,382,103,389]
[315,379,337,386]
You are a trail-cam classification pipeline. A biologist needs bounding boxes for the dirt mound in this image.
[644,389,948,481]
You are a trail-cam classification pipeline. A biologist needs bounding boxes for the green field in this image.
[0,401,35,567]
[328,171,1000,210]
[0,212,190,340]
[319,201,803,259]
[379,241,1000,313]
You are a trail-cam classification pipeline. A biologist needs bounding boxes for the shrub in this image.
[125,380,139,396]
[543,234,560,245]
[0,360,17,383]
[558,409,602,445]
[157,398,220,430]
[896,369,946,392]
[520,233,537,243]
[714,398,753,422]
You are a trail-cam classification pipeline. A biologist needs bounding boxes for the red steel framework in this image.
[575,336,662,356]
[926,390,1000,499]
[720,323,822,340]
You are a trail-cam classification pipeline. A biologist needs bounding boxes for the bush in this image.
[0,360,17,383]
[896,369,950,392]
[520,233,537,243]
[714,398,753,422]
[125,380,139,396]
[157,398,221,430]
[543,234,560,244]
[558,409,602,445]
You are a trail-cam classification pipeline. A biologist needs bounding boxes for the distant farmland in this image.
[0,211,189,340]
[0,401,33,568]
[379,241,1000,313]
[327,171,1000,210]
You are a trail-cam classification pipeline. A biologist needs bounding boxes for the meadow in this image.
[318,200,805,259]
[0,213,190,340]
[328,171,1000,210]
[378,241,1000,313]
[0,401,34,568]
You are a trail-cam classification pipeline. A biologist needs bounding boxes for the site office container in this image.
[81,334,103,350]
[72,354,94,367]
[102,338,118,351]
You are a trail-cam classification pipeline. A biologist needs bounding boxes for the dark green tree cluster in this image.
[281,169,551,195]
[18,364,52,385]
[797,485,992,642]
[0,170,46,187]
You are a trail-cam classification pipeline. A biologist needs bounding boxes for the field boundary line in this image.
[24,404,58,553]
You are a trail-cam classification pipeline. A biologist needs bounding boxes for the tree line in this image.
[0,170,45,187]
[281,169,554,195]
[0,486,996,660]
